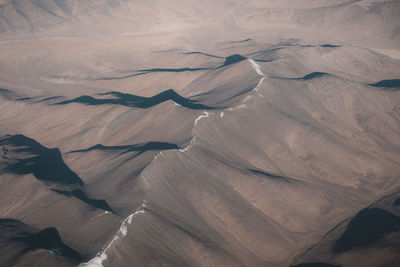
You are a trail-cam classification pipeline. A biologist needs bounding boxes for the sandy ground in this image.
[0,1,399,266]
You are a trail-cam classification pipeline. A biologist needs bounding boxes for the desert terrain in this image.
[0,1,399,266]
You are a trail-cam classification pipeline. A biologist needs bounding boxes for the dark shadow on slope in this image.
[249,47,283,62]
[333,208,400,253]
[51,189,112,212]
[16,97,33,101]
[54,54,249,109]
[0,135,83,185]
[139,67,210,73]
[17,227,82,260]
[69,142,179,154]
[0,219,33,266]
[38,96,64,102]
[88,53,247,83]
[220,54,247,67]
[0,89,41,103]
[0,219,82,262]
[291,263,341,267]
[247,169,293,183]
[0,135,112,212]
[139,53,247,72]
[249,47,283,57]
[300,72,329,80]
[0,88,13,100]
[271,72,329,80]
[57,89,216,110]
[183,51,223,58]
[230,38,252,43]
[93,72,146,81]
[394,197,400,206]
[320,44,340,48]
[139,54,247,73]
[369,79,400,90]
[254,59,275,62]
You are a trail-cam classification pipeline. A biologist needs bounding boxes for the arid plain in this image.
[0,1,400,266]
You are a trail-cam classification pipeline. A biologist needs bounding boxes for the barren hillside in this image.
[0,1,399,267]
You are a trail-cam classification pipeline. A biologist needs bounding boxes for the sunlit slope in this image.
[0,0,399,266]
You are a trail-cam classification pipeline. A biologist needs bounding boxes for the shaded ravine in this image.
[369,79,400,90]
[219,54,247,67]
[15,54,250,110]
[50,189,112,212]
[68,142,179,154]
[0,135,112,212]
[88,53,247,81]
[18,227,82,260]
[270,72,330,80]
[290,187,400,267]
[290,208,400,267]
[139,53,247,73]
[0,219,82,265]
[333,208,400,253]
[183,51,223,58]
[247,169,294,182]
[230,38,252,43]
[56,89,215,110]
[1,135,83,185]
[78,53,244,81]
[320,44,341,48]
[93,72,146,81]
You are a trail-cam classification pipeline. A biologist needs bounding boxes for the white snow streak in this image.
[180,59,265,153]
[79,202,147,267]
[249,59,265,76]
[179,136,197,152]
[194,111,211,126]
[254,77,266,92]
[179,111,213,153]
[80,253,107,267]
[248,59,266,98]
[82,58,268,267]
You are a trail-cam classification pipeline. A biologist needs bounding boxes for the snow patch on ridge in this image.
[179,136,197,153]
[249,59,265,76]
[79,202,147,267]
[180,111,213,153]
[179,60,266,154]
[194,111,211,126]
[254,77,266,92]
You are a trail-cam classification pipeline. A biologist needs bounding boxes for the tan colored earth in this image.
[0,1,399,266]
